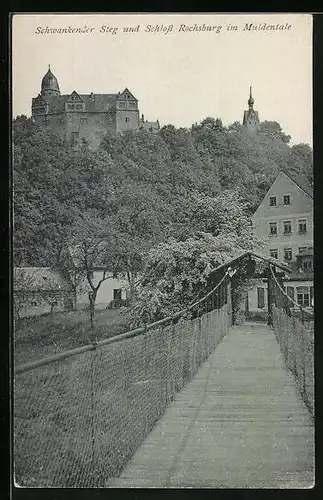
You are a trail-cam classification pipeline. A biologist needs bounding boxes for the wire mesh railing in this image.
[270,265,314,416]
[14,270,233,487]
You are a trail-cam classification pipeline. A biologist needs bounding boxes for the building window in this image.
[270,249,278,259]
[284,248,292,261]
[286,286,295,307]
[298,219,307,234]
[296,286,310,307]
[299,246,307,254]
[286,286,294,300]
[81,117,87,124]
[113,289,122,301]
[119,102,125,108]
[76,104,83,110]
[283,195,290,205]
[283,221,292,234]
[302,258,313,271]
[269,196,276,206]
[257,287,265,309]
[269,222,277,235]
[125,117,129,123]
[310,286,314,307]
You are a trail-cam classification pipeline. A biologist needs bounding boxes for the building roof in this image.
[41,67,60,94]
[14,267,71,292]
[284,171,313,199]
[284,261,313,281]
[32,92,118,113]
[140,120,160,131]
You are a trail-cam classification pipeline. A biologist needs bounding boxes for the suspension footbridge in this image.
[14,252,314,488]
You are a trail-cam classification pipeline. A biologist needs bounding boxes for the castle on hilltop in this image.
[31,66,160,147]
[32,67,260,145]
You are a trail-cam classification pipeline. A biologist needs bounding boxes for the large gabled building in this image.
[248,171,313,318]
[31,66,160,147]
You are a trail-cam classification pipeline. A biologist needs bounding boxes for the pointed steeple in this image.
[243,86,260,134]
[248,85,254,109]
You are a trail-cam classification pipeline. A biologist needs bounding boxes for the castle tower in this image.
[41,65,60,97]
[242,86,260,134]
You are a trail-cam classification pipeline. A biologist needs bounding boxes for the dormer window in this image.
[269,196,276,206]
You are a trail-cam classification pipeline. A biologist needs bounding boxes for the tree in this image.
[129,226,264,327]
[259,121,291,143]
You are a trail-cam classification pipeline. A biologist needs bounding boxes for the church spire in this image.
[248,85,254,109]
[243,86,260,134]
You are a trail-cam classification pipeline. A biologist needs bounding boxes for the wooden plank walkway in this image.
[107,323,314,488]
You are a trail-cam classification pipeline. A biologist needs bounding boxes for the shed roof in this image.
[14,267,71,292]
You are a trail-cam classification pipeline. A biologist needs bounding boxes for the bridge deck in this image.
[107,323,314,488]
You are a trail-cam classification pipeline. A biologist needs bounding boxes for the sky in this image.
[12,13,312,145]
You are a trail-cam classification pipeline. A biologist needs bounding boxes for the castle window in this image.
[283,195,290,205]
[298,219,307,234]
[283,221,292,234]
[269,196,276,206]
[284,248,292,261]
[269,222,277,235]
[269,249,278,259]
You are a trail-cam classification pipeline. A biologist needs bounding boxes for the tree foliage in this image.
[13,114,312,317]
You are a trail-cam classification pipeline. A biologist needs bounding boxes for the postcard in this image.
[12,13,314,489]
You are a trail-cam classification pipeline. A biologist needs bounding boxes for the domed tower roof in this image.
[41,65,60,96]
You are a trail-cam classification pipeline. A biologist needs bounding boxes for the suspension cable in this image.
[15,267,235,374]
[269,264,313,317]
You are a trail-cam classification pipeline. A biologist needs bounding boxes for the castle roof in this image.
[32,93,118,113]
[41,66,60,94]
